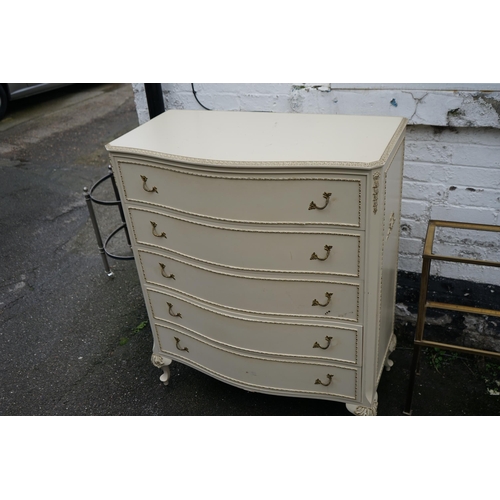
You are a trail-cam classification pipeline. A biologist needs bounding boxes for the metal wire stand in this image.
[83,165,134,277]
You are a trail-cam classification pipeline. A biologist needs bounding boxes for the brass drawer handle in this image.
[150,221,167,238]
[141,175,158,193]
[313,336,333,350]
[159,263,175,280]
[309,192,332,210]
[174,336,189,352]
[315,374,333,387]
[167,302,182,318]
[312,292,333,307]
[310,245,332,261]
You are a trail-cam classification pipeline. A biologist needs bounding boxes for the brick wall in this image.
[131,83,500,286]
[401,125,500,284]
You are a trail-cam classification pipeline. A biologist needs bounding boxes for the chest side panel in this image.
[376,142,405,379]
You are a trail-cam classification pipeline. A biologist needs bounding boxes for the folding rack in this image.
[404,219,500,414]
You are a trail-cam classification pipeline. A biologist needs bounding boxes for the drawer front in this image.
[129,208,362,277]
[148,289,360,363]
[117,161,364,228]
[155,324,359,400]
[141,252,360,321]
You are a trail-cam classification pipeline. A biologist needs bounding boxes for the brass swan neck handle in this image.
[315,374,333,387]
[167,302,182,318]
[310,245,332,262]
[312,292,333,307]
[313,336,333,350]
[160,263,175,280]
[141,175,158,193]
[309,192,332,210]
[151,221,167,238]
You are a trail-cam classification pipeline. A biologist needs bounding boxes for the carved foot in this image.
[346,394,378,416]
[151,354,173,386]
[384,333,397,372]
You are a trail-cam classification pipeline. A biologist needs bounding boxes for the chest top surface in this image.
[107,110,406,168]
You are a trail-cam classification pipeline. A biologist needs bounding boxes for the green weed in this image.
[133,320,148,334]
[428,348,457,373]
[118,321,148,347]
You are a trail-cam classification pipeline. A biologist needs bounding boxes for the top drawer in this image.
[116,160,364,228]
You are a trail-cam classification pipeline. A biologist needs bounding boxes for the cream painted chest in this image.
[106,110,407,416]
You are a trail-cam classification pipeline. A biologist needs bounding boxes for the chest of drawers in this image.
[106,110,407,415]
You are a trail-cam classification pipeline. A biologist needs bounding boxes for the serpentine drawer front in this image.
[117,161,365,228]
[106,109,407,416]
[129,207,362,277]
[147,289,361,364]
[142,254,361,321]
[154,325,359,400]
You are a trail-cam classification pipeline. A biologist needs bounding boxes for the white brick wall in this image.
[131,83,500,285]
[401,125,500,284]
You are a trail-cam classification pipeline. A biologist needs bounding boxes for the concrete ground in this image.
[1,83,499,416]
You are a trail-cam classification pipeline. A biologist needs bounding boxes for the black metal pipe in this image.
[144,83,165,119]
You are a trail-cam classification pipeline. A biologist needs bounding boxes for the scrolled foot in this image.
[384,333,397,372]
[159,366,171,385]
[151,354,172,386]
[346,394,378,416]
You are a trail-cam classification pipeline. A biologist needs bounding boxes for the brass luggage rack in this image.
[404,219,500,415]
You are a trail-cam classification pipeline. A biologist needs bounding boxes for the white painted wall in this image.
[131,83,500,286]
